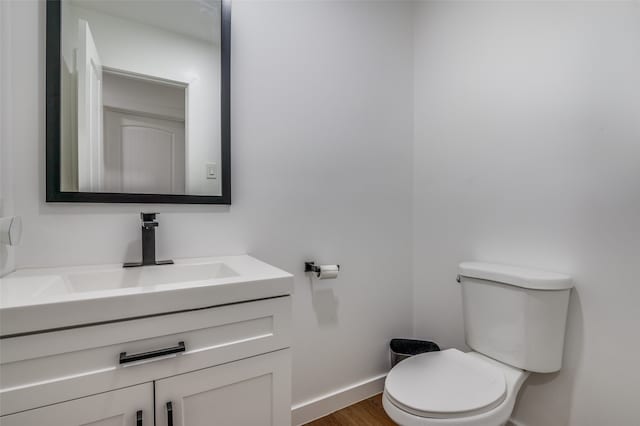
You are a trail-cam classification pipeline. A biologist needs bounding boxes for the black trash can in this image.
[390,339,440,367]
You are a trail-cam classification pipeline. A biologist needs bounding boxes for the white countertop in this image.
[0,255,293,337]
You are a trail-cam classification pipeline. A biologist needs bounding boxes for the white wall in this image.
[413,2,640,425]
[5,0,414,417]
[102,73,186,121]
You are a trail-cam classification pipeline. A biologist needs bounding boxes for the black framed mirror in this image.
[46,0,231,204]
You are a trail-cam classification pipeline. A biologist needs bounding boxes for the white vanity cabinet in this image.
[155,350,291,426]
[0,296,292,426]
[1,383,154,426]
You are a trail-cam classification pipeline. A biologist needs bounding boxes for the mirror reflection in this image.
[60,0,222,196]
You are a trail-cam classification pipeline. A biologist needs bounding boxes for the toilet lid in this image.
[385,349,507,418]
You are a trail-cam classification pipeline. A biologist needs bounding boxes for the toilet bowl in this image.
[383,349,529,426]
[382,262,572,426]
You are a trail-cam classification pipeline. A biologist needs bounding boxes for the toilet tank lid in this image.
[458,262,573,290]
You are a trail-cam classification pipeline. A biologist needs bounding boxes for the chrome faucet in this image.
[123,213,174,268]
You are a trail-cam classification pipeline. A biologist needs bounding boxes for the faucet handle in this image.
[140,212,159,222]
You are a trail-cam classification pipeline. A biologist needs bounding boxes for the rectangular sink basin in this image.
[67,262,239,292]
[0,255,293,337]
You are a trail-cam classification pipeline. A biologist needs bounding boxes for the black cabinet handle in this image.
[136,410,143,426]
[119,342,185,364]
[167,401,173,426]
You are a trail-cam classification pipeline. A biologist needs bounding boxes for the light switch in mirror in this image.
[46,0,231,204]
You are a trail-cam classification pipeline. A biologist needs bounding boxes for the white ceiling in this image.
[70,0,221,44]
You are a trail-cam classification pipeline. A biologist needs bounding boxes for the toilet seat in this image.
[385,349,507,419]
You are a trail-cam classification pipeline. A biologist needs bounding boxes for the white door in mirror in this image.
[77,19,104,192]
[103,111,186,194]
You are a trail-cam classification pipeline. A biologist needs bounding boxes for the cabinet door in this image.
[0,383,153,426]
[155,349,291,426]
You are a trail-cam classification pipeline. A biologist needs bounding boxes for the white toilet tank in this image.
[458,262,573,373]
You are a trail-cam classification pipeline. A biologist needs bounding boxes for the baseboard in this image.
[291,373,387,426]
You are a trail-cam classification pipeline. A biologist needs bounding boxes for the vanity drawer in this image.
[0,296,291,415]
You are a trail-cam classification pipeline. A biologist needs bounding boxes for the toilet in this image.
[383,262,573,426]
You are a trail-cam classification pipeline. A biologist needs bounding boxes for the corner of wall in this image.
[0,0,16,277]
[409,0,420,340]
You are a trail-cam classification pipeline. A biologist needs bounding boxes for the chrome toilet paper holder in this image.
[304,261,340,276]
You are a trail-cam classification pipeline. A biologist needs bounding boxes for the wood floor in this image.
[305,394,396,425]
